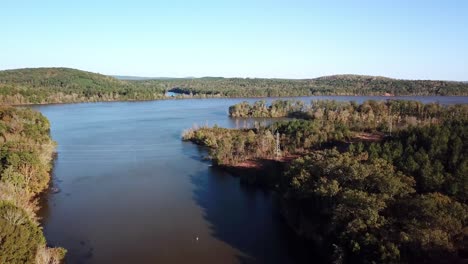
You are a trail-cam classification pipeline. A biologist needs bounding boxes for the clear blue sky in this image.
[1,0,467,80]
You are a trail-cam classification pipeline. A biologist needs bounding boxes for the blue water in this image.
[34,96,468,263]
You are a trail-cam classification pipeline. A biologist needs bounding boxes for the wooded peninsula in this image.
[183,99,468,263]
[1,68,468,105]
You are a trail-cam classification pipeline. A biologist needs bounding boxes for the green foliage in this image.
[229,100,304,117]
[394,193,467,262]
[272,119,350,151]
[283,150,467,263]
[0,106,65,262]
[184,99,468,263]
[281,119,468,262]
[0,107,55,194]
[169,74,468,97]
[0,201,45,264]
[231,99,468,133]
[352,120,468,202]
[1,68,467,105]
[187,99,466,168]
[183,126,276,165]
[284,150,417,262]
[0,68,166,104]
[182,118,351,166]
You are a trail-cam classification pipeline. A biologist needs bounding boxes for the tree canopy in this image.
[1,68,467,105]
[184,99,468,263]
[0,106,66,263]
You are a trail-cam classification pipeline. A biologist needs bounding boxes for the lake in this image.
[34,96,468,263]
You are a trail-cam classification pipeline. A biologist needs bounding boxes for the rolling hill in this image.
[0,68,467,105]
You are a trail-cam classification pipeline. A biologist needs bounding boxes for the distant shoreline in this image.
[7,94,468,107]
[1,68,467,105]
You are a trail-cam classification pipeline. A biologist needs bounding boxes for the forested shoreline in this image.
[183,99,468,263]
[0,107,65,263]
[1,68,468,105]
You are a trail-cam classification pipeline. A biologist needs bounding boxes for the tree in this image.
[0,202,45,264]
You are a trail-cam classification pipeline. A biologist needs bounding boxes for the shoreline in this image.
[0,107,66,262]
[5,94,468,107]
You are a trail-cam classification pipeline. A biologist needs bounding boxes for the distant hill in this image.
[313,74,393,81]
[165,74,468,97]
[0,67,467,105]
[0,68,167,104]
[0,67,125,88]
[113,75,203,80]
[113,75,157,80]
[112,75,188,80]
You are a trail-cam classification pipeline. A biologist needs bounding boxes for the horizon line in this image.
[0,66,467,83]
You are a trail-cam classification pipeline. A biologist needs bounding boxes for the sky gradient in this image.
[1,0,467,80]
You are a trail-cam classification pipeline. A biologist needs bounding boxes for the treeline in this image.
[284,120,467,263]
[186,100,467,166]
[350,121,467,202]
[230,99,468,132]
[0,68,167,104]
[183,100,468,263]
[1,68,467,105]
[229,100,305,117]
[0,107,65,263]
[183,100,468,165]
[167,74,468,96]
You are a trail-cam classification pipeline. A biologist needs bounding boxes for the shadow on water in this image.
[38,173,95,263]
[189,166,322,264]
[184,143,212,163]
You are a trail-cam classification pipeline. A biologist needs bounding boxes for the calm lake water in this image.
[34,96,468,264]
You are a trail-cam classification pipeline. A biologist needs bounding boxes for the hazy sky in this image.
[1,0,467,80]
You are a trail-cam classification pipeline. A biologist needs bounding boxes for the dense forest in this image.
[1,68,468,105]
[0,107,65,263]
[183,100,468,263]
[167,74,468,97]
[229,99,466,131]
[0,68,167,104]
